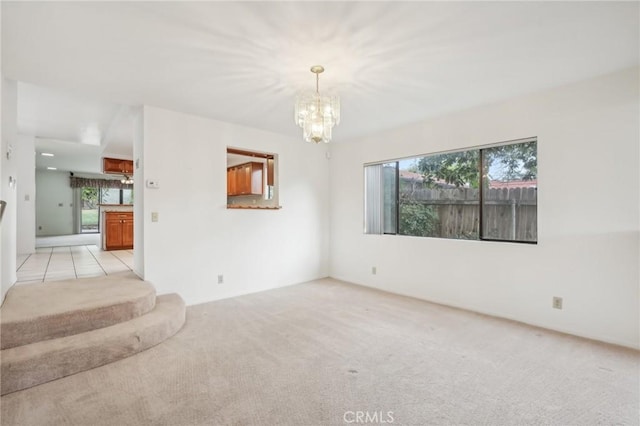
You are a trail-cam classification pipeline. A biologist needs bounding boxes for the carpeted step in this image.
[0,273,156,350]
[0,293,186,395]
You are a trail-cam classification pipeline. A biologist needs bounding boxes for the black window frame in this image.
[100,187,133,205]
[364,138,537,244]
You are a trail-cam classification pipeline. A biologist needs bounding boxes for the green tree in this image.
[416,141,537,187]
[484,141,537,181]
[399,202,438,237]
[417,150,480,188]
[82,187,98,208]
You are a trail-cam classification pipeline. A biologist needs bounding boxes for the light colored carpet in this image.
[1,273,156,349]
[1,278,637,425]
[1,294,185,396]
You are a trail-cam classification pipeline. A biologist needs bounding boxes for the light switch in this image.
[151,212,159,222]
[146,179,160,189]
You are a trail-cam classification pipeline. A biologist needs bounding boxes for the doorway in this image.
[80,186,99,233]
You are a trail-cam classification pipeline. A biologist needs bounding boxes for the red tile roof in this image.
[489,179,537,189]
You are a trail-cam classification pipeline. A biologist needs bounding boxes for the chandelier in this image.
[294,65,340,144]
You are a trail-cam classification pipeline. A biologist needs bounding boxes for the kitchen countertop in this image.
[99,204,133,212]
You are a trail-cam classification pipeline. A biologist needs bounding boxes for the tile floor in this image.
[16,245,134,285]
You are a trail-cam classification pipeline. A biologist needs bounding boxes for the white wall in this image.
[1,78,18,300]
[141,106,330,305]
[329,67,640,349]
[132,107,144,278]
[35,170,74,236]
[0,0,3,301]
[16,134,35,254]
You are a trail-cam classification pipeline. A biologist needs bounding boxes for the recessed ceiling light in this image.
[47,167,57,170]
[41,152,54,157]
[80,125,101,146]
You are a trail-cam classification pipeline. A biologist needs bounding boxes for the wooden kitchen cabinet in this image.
[227,162,263,196]
[227,168,236,195]
[104,212,133,250]
[103,157,134,174]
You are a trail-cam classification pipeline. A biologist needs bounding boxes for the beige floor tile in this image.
[49,255,72,259]
[20,254,50,263]
[75,270,105,276]
[22,254,51,262]
[74,265,102,272]
[48,255,72,262]
[44,271,76,279]
[75,268,105,275]
[17,274,45,282]
[73,258,96,264]
[97,261,128,268]
[74,252,98,258]
[44,276,76,282]
[17,272,47,280]
[116,258,132,265]
[14,279,44,285]
[17,254,31,268]
[18,243,135,283]
[99,267,128,273]
[72,252,96,259]
[47,262,74,267]
[17,269,45,276]
[44,268,75,275]
[89,250,114,257]
[48,256,73,262]
[44,265,75,271]
[17,266,45,273]
[73,258,100,265]
[76,271,106,278]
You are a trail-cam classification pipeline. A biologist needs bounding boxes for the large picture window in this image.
[364,138,537,243]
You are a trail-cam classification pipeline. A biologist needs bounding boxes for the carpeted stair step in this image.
[0,273,156,350]
[1,293,185,395]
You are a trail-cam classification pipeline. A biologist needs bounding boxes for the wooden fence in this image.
[400,187,537,241]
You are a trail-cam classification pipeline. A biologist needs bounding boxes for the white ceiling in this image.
[3,2,639,171]
[18,82,134,173]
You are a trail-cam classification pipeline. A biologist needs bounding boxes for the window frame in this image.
[364,137,537,244]
[100,187,133,205]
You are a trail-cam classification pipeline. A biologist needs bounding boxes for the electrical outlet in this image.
[372,266,377,275]
[151,212,159,222]
[552,296,563,310]
[217,275,224,284]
